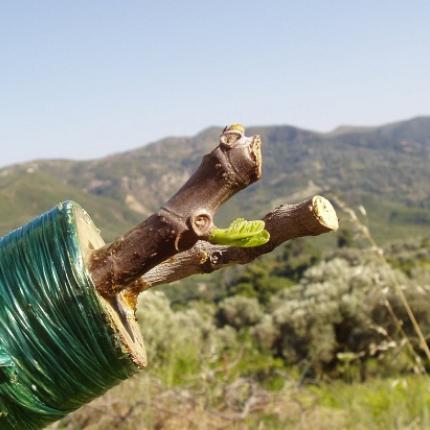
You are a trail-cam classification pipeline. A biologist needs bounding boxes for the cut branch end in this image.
[312,195,339,232]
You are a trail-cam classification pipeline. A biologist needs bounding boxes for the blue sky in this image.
[1,1,429,167]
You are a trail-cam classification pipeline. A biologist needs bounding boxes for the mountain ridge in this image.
[1,116,429,242]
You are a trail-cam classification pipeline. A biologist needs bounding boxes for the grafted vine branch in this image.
[124,195,338,297]
[89,125,262,296]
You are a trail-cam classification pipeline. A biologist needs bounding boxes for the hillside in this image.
[1,116,429,242]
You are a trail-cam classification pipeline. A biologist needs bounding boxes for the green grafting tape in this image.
[0,201,139,429]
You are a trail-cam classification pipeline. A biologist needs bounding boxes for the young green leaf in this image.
[209,218,270,248]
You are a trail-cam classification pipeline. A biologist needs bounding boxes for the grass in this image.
[51,373,430,429]
[305,375,430,430]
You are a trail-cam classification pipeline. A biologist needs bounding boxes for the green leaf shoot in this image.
[209,218,270,248]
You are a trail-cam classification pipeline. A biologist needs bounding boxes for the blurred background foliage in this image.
[49,213,430,429]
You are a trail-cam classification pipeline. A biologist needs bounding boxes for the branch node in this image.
[189,210,213,237]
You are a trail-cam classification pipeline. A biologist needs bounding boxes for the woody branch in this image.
[89,125,262,296]
[126,195,338,294]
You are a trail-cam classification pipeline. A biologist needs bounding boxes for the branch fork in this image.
[89,124,263,296]
[88,124,338,302]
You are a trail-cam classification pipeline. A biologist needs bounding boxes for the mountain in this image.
[1,116,429,243]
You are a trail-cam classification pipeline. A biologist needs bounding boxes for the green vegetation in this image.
[50,233,430,429]
[2,116,428,428]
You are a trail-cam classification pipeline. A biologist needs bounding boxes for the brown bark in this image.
[125,195,338,295]
[89,126,262,296]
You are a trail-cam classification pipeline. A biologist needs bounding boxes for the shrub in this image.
[216,296,263,329]
[254,250,430,379]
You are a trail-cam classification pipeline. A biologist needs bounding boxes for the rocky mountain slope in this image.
[1,116,429,242]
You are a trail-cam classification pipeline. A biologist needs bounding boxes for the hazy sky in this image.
[1,1,429,167]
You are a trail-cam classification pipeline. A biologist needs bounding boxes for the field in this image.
[50,220,430,429]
